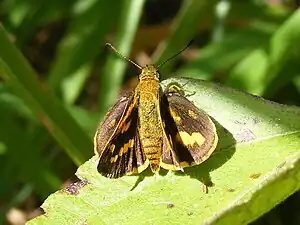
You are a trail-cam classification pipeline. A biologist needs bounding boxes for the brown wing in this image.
[94,93,132,156]
[94,92,148,178]
[160,91,218,170]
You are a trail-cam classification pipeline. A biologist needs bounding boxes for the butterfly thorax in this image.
[136,65,162,172]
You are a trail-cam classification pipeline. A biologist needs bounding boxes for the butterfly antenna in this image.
[106,43,142,70]
[157,39,194,69]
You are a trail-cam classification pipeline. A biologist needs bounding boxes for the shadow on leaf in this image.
[177,119,236,191]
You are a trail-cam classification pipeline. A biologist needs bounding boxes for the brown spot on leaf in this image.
[277,161,286,169]
[167,203,174,208]
[187,212,193,216]
[253,118,260,124]
[64,179,88,195]
[249,172,261,179]
[236,128,256,142]
[227,187,235,192]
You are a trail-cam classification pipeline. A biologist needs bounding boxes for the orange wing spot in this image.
[121,120,131,133]
[178,131,205,146]
[110,119,116,127]
[123,143,129,154]
[176,133,183,144]
[110,154,118,163]
[121,102,136,125]
[188,110,197,119]
[110,144,115,152]
[128,139,134,148]
[119,147,124,156]
[192,132,205,146]
[117,139,134,156]
[169,108,181,123]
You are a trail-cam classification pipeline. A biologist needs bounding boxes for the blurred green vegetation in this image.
[0,0,299,224]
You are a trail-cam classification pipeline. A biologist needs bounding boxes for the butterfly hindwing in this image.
[95,93,147,178]
[160,86,218,169]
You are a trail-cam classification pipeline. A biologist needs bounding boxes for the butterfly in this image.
[94,44,218,178]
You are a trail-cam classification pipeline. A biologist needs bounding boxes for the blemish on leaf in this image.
[64,179,88,195]
[235,128,256,142]
[249,172,261,179]
[167,203,174,208]
[227,187,235,192]
[234,120,246,125]
[252,118,260,124]
[187,212,193,216]
[277,161,286,168]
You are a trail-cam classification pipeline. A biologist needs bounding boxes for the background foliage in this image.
[0,0,300,224]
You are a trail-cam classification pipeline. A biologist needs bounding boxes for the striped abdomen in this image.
[137,79,163,172]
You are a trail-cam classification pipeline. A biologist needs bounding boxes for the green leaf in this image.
[27,78,300,225]
[226,8,300,96]
[263,57,300,98]
[0,102,61,201]
[152,0,218,76]
[10,1,73,46]
[174,27,271,80]
[48,0,122,104]
[0,25,93,165]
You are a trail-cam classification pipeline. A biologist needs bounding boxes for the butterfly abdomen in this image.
[137,79,163,172]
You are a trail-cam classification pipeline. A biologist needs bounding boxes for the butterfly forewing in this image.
[95,93,147,178]
[94,93,132,156]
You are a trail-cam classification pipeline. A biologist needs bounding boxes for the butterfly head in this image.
[139,65,160,81]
